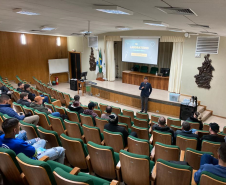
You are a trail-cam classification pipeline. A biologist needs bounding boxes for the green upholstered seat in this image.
[134,65,140,71]
[34,110,51,129]
[118,122,132,133]
[54,106,66,115]
[150,67,158,74]
[23,105,35,115]
[83,124,103,142]
[118,114,134,128]
[112,106,122,115]
[44,102,56,112]
[153,130,172,145]
[19,120,40,138]
[136,112,150,121]
[3,114,12,120]
[140,66,148,73]
[131,125,151,140]
[48,114,66,129]
[66,109,81,122]
[200,171,226,184]
[13,102,24,113]
[80,113,95,126]
[64,119,84,135]
[134,117,149,128]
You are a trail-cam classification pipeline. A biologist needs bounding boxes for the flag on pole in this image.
[99,50,102,73]
[102,49,106,75]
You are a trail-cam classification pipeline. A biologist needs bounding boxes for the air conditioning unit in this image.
[195,36,220,54]
[88,36,98,48]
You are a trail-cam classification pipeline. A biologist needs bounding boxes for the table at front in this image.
[122,71,169,90]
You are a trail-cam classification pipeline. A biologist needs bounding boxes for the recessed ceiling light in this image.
[143,20,168,27]
[167,28,185,32]
[93,5,133,15]
[40,26,57,31]
[80,31,92,34]
[115,26,131,30]
[13,8,40,15]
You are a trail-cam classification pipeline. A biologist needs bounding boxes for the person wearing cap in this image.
[30,96,60,117]
[104,114,137,146]
[24,84,48,103]
[0,94,39,125]
[68,95,84,114]
[83,102,98,118]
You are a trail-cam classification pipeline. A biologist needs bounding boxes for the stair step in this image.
[197,105,205,113]
[202,110,212,122]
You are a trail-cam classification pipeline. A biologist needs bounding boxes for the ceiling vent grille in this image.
[156,7,197,16]
[189,24,210,28]
[196,36,220,54]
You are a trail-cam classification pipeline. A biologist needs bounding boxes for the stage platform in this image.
[91,79,188,118]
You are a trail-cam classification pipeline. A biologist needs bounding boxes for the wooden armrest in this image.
[70,167,80,175]
[151,164,157,181]
[116,161,121,170]
[110,180,119,185]
[124,146,128,151]
[149,135,153,143]
[81,135,85,139]
[180,150,185,161]
[150,146,155,161]
[101,140,105,145]
[39,156,49,162]
[20,173,29,185]
[64,130,68,135]
[52,100,62,107]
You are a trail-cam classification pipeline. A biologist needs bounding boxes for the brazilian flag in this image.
[99,50,102,73]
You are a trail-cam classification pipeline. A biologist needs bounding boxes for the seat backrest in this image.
[185,148,213,170]
[199,171,226,185]
[37,126,61,149]
[176,135,197,151]
[48,115,65,136]
[16,153,56,185]
[118,114,132,128]
[188,121,200,130]
[155,142,180,162]
[112,106,121,115]
[133,117,149,128]
[63,93,71,107]
[122,109,134,121]
[23,106,35,115]
[103,129,125,153]
[197,130,209,139]
[19,121,39,140]
[153,130,172,146]
[95,117,108,133]
[127,135,152,156]
[167,117,181,127]
[54,106,66,115]
[201,140,221,158]
[60,134,88,170]
[13,102,24,113]
[0,113,4,131]
[170,125,182,132]
[120,150,154,185]
[151,115,160,123]
[87,141,117,179]
[64,119,83,139]
[136,112,149,120]
[93,109,102,117]
[131,125,150,140]
[82,124,102,144]
[156,159,192,185]
[0,148,23,185]
[80,113,95,126]
[203,123,210,131]
[34,110,51,130]
[58,92,66,105]
[99,103,107,113]
[66,110,80,123]
[44,103,55,112]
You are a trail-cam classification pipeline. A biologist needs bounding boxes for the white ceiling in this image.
[0,0,226,36]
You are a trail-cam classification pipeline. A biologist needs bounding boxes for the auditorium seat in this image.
[3,114,12,120]
[13,90,20,101]
[13,102,24,113]
[44,102,56,112]
[122,109,135,121]
[188,121,200,130]
[167,117,181,127]
[37,126,62,149]
[119,150,155,185]
[48,115,66,136]
[57,91,66,106]
[34,110,52,130]
[23,105,35,115]
[197,130,209,138]
[20,121,39,140]
[87,141,121,181]
[155,159,192,185]
[203,123,210,131]
[131,125,151,140]
[140,66,148,73]
[223,126,226,134]
[60,134,90,171]
[199,171,226,185]
[0,113,4,130]
[184,148,213,170]
[170,125,182,132]
[112,106,121,115]
[151,114,160,123]
[63,93,73,107]
[118,122,131,133]
[152,130,172,146]
[127,135,153,156]
[136,112,149,121]
[95,117,108,133]
[150,67,158,74]
[93,108,102,117]
[118,114,133,128]
[55,105,67,115]
[99,103,108,113]
[133,117,149,128]
[82,124,103,145]
[66,110,81,123]
[81,105,88,110]
[201,140,221,158]
[133,64,140,71]
[64,119,85,141]
[218,132,226,140]
[0,147,25,185]
[155,142,180,162]
[176,135,197,151]
[80,113,95,126]
[103,129,126,153]
[53,167,118,185]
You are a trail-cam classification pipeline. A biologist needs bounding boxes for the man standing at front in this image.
[139,77,152,113]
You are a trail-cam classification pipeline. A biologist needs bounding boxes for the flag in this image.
[102,49,106,75]
[95,60,99,74]
[99,50,102,73]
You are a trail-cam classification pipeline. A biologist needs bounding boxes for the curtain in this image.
[168,42,184,93]
[160,36,185,42]
[106,40,115,81]
[105,36,122,41]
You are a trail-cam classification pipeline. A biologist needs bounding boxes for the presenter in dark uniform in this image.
[139,77,152,113]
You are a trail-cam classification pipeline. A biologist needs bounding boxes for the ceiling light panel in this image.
[115,26,131,30]
[167,28,185,32]
[143,20,168,27]
[13,8,40,15]
[93,5,133,15]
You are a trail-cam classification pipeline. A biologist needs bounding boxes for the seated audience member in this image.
[68,95,84,114]
[0,118,65,164]
[83,102,98,118]
[17,82,24,92]
[101,106,112,120]
[30,96,60,117]
[187,111,203,130]
[0,85,13,98]
[17,92,31,107]
[24,84,48,103]
[0,95,39,125]
[194,143,226,184]
[104,114,137,145]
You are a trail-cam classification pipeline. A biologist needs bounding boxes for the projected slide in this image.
[122,38,159,64]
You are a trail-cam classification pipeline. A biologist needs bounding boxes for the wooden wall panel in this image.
[0,31,68,84]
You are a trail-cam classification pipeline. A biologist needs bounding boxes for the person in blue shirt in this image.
[139,77,152,113]
[0,118,65,164]
[194,142,226,184]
